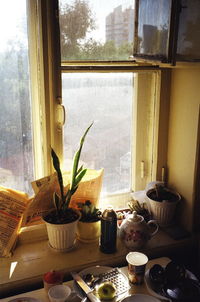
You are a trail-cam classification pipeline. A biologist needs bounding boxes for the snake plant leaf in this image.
[51,148,64,201]
[64,189,70,201]
[77,165,83,175]
[70,149,79,190]
[51,123,93,214]
[70,185,79,195]
[74,168,87,187]
[70,122,93,190]
[53,192,61,213]
[80,122,94,145]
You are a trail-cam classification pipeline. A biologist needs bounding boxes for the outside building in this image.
[106,5,134,47]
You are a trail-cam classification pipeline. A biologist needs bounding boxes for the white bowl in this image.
[48,284,72,302]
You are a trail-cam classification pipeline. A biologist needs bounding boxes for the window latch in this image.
[56,104,66,130]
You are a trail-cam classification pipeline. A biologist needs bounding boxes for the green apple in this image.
[97,281,116,300]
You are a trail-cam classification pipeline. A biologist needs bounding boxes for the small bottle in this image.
[100,206,117,254]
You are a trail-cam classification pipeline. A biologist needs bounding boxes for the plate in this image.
[121,294,161,302]
[8,298,41,302]
[162,278,200,301]
[73,266,130,302]
[145,267,199,301]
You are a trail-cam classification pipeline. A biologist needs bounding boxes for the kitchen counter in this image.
[0,229,196,298]
[1,257,171,301]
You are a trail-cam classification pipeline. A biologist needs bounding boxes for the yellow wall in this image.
[167,67,200,231]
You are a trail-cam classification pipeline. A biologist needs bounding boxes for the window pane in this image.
[62,73,133,195]
[59,0,134,61]
[0,1,34,194]
[136,0,171,60]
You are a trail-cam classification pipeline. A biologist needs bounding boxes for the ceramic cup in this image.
[48,284,72,302]
[126,251,148,285]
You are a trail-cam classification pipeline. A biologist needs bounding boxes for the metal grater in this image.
[98,268,130,297]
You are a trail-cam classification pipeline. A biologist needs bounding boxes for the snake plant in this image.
[51,122,93,217]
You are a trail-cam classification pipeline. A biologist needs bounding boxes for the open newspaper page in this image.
[69,168,104,208]
[0,169,104,256]
[23,172,69,226]
[0,186,30,257]
[24,168,104,226]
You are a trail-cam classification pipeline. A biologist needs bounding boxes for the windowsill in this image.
[0,229,197,298]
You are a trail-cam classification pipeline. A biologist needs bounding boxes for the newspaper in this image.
[24,168,104,225]
[0,169,104,257]
[0,186,30,257]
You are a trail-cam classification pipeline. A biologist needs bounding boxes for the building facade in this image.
[106,5,134,47]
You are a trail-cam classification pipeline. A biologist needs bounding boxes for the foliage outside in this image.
[59,0,133,61]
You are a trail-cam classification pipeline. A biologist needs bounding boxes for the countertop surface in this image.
[0,229,196,298]
[1,257,171,302]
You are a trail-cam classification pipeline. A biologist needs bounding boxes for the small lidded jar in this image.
[43,270,63,293]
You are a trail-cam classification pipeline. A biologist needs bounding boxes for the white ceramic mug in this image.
[48,284,74,302]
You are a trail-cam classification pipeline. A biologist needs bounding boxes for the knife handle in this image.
[87,292,101,302]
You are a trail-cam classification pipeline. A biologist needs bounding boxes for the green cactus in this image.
[77,200,101,222]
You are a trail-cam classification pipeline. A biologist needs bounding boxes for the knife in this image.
[71,272,101,302]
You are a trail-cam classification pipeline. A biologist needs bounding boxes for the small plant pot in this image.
[146,188,181,227]
[43,209,81,252]
[76,220,100,243]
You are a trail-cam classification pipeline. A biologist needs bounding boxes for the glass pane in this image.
[136,0,172,60]
[62,73,133,195]
[0,1,34,194]
[177,0,200,61]
[59,0,134,61]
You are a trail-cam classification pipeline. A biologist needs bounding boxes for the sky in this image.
[0,0,134,51]
[0,0,27,52]
[60,0,134,42]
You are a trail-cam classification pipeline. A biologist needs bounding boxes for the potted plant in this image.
[76,200,102,243]
[43,122,93,252]
[146,183,181,227]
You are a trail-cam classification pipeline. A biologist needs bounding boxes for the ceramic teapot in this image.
[118,211,159,249]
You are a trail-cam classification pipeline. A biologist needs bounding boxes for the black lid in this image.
[102,206,117,220]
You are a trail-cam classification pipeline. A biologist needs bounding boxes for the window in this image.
[0,0,34,194]
[0,0,163,211]
[62,73,133,195]
[58,0,161,208]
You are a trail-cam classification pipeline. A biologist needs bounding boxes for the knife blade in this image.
[71,272,101,302]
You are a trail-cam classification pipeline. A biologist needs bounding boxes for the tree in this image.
[59,0,95,59]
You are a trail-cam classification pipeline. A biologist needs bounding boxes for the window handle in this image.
[56,104,66,130]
